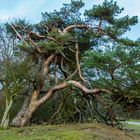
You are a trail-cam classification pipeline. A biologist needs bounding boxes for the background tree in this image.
[82,42,140,119]
[0,24,32,128]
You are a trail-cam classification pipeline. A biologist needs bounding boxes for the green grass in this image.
[0,123,139,140]
[126,124,140,132]
[125,122,140,135]
[0,124,96,140]
[128,119,140,123]
[123,119,140,136]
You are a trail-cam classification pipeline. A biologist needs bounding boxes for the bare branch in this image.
[66,69,78,80]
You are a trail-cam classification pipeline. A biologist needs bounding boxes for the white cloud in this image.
[0,0,139,39]
[0,0,47,22]
[1,0,139,22]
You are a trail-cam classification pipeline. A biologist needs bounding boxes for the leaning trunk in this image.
[10,93,32,126]
[11,101,39,127]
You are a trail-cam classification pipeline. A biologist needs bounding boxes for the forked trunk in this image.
[11,55,55,127]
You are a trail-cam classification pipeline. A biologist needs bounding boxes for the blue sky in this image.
[0,0,139,40]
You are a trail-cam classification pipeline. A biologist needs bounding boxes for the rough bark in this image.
[10,93,32,126]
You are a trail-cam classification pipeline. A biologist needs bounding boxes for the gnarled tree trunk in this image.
[9,24,114,127]
[10,79,111,127]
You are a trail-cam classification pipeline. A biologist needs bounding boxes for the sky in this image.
[0,0,139,40]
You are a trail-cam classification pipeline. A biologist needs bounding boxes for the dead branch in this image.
[66,69,78,80]
[95,94,116,125]
[10,24,22,40]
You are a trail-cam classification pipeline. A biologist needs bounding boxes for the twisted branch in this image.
[63,24,90,33]
[37,80,112,106]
